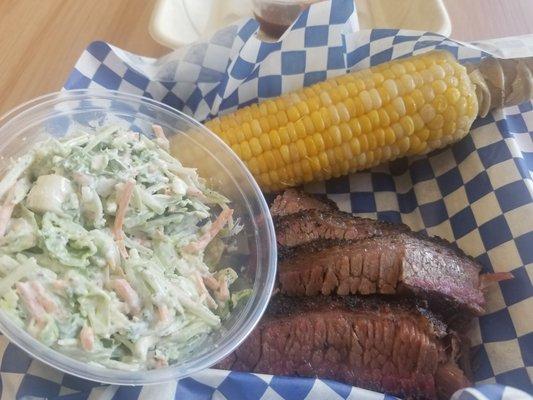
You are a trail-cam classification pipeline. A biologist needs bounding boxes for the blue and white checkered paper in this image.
[2,0,532,399]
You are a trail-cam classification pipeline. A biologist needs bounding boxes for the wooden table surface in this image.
[1,0,532,116]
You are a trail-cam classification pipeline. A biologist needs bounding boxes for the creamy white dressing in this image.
[0,125,249,369]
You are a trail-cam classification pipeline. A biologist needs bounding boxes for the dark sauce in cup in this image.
[253,0,323,38]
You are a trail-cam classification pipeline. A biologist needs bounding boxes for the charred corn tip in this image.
[205,50,478,192]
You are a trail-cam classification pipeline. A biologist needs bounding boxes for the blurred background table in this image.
[1,0,532,115]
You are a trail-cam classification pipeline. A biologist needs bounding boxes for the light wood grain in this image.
[0,0,167,115]
[0,0,532,116]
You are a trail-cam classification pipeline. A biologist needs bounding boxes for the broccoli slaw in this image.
[0,125,249,370]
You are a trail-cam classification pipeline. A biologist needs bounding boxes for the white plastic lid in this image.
[150,0,253,48]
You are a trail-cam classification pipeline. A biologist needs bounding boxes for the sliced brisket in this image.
[270,188,338,218]
[276,209,410,251]
[218,295,470,400]
[278,234,484,326]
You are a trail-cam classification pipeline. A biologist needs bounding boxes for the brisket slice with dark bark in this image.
[278,234,484,327]
[270,188,338,218]
[217,295,470,400]
[276,209,411,251]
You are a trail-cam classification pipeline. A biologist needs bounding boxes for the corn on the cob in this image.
[205,51,478,192]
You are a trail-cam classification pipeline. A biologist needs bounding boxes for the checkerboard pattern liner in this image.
[2,0,532,399]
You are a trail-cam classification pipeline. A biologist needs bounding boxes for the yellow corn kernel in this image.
[375,128,386,147]
[296,139,307,159]
[369,88,382,109]
[417,128,430,141]
[286,106,300,122]
[225,128,237,145]
[377,109,390,128]
[376,87,391,105]
[420,104,436,123]
[352,97,366,116]
[259,133,272,151]
[445,76,459,88]
[429,128,443,140]
[337,102,351,122]
[247,158,260,175]
[359,90,373,112]
[353,78,366,92]
[391,122,404,139]
[240,142,253,161]
[249,137,262,156]
[360,115,373,134]
[269,130,282,148]
[320,107,333,129]
[412,114,425,131]
[455,97,467,115]
[320,91,333,106]
[333,146,345,163]
[384,127,396,145]
[443,120,457,136]
[258,117,270,134]
[404,95,417,114]
[359,135,369,152]
[349,136,361,155]
[384,104,400,123]
[383,79,398,98]
[287,142,299,162]
[268,114,278,131]
[323,128,334,149]
[294,120,307,139]
[433,95,448,113]
[398,136,411,154]
[302,115,315,136]
[400,74,416,93]
[278,127,290,145]
[348,119,362,137]
[392,97,406,117]
[430,64,446,80]
[329,89,343,104]
[328,105,341,125]
[342,142,353,160]
[367,134,377,150]
[445,87,461,104]
[277,110,289,126]
[391,63,406,77]
[411,89,425,109]
[421,85,436,102]
[231,143,242,158]
[368,110,380,129]
[432,80,447,95]
[296,101,310,116]
[306,97,321,113]
[328,125,342,146]
[286,123,298,142]
[313,133,326,153]
[421,69,434,84]
[339,123,353,143]
[273,149,284,167]
[250,120,262,137]
[336,85,350,100]
[263,151,277,169]
[235,127,246,143]
[318,152,330,170]
[311,111,325,132]
[258,103,268,116]
[346,82,359,97]
[400,116,415,136]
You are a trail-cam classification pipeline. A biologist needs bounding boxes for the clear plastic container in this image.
[0,89,277,385]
